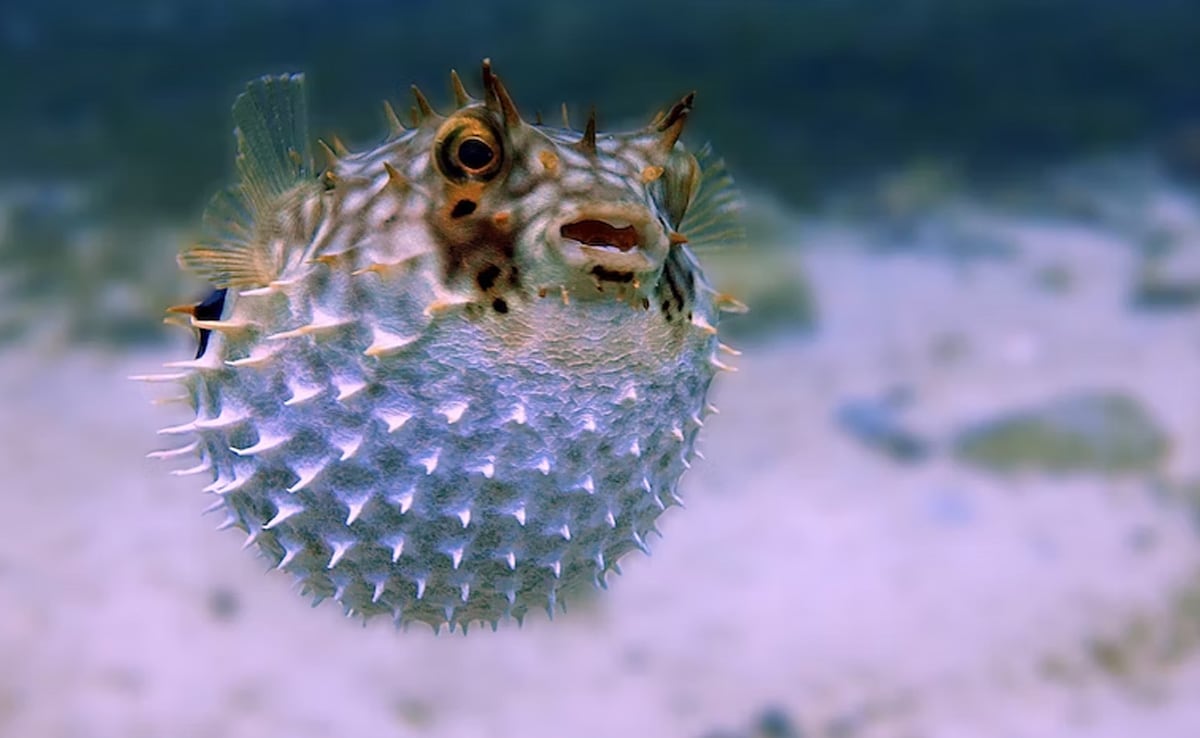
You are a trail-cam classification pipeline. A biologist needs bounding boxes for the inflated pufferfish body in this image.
[146,62,744,632]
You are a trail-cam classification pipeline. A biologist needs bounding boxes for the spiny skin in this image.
[147,63,740,633]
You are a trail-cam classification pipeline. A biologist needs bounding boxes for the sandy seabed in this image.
[2,211,1200,738]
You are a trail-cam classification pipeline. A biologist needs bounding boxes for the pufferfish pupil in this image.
[144,60,745,633]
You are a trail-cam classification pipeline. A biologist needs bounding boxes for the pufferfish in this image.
[142,61,744,633]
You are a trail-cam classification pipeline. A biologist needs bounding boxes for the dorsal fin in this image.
[180,74,315,287]
[676,143,746,253]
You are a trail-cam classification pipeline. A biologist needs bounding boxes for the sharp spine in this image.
[157,420,197,436]
[438,401,468,424]
[617,385,638,405]
[265,501,305,528]
[381,161,408,194]
[269,310,352,339]
[419,450,439,474]
[146,441,199,459]
[345,498,368,525]
[329,135,351,157]
[411,85,435,119]
[364,327,418,357]
[506,404,527,425]
[390,487,415,514]
[327,540,353,568]
[691,314,718,335]
[656,91,695,151]
[283,382,323,406]
[578,107,597,153]
[226,346,278,368]
[277,544,300,569]
[382,100,405,136]
[170,459,211,477]
[481,58,522,128]
[449,68,470,106]
[129,372,189,383]
[163,353,223,371]
[336,435,363,461]
[287,465,323,493]
[335,378,368,401]
[195,407,247,430]
[317,138,340,167]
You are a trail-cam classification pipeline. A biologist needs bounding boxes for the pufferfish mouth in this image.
[560,219,640,253]
[553,205,663,274]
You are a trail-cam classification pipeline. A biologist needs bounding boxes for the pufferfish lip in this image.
[552,204,664,273]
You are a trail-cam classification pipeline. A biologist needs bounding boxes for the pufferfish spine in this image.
[142,61,745,633]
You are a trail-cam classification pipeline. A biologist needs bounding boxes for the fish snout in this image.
[552,204,667,280]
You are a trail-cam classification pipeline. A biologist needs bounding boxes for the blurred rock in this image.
[1131,274,1200,311]
[952,391,1169,475]
[1130,234,1200,312]
[835,387,930,464]
[1032,263,1074,295]
[206,586,240,622]
[755,707,802,738]
[699,705,804,738]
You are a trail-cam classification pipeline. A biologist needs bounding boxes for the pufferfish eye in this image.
[457,138,495,170]
[435,115,504,181]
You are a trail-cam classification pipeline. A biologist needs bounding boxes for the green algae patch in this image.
[952,391,1169,475]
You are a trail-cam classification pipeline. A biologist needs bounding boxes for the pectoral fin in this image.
[675,143,746,253]
[180,74,316,287]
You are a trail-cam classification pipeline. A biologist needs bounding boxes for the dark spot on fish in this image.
[477,264,501,290]
[508,265,520,286]
[492,298,509,314]
[589,265,634,283]
[194,287,227,358]
[656,247,696,326]
[431,208,516,286]
[451,199,477,218]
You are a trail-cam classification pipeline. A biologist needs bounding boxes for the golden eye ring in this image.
[434,116,504,182]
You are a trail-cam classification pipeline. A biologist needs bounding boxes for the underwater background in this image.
[3,1,1200,736]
